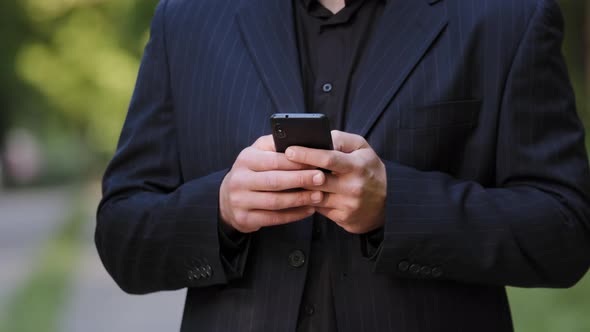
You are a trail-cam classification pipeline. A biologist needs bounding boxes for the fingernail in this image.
[311,191,322,203]
[313,172,323,185]
[286,148,294,159]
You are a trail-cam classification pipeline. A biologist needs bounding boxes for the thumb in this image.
[331,130,368,153]
[252,135,276,152]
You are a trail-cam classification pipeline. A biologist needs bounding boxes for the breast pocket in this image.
[396,99,482,172]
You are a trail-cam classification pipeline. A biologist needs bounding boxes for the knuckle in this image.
[324,155,336,169]
[270,154,280,170]
[346,199,361,211]
[228,194,241,207]
[298,149,307,162]
[227,174,242,191]
[334,214,346,225]
[234,211,248,225]
[357,156,370,170]
[237,148,252,164]
[295,192,307,207]
[265,194,280,210]
[268,213,282,226]
[296,173,306,187]
[265,174,279,190]
[229,171,247,192]
[350,182,365,197]
[253,136,265,147]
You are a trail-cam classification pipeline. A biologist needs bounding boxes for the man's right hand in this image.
[219,135,325,233]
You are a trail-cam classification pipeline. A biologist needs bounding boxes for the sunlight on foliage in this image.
[16,5,142,155]
[23,0,108,22]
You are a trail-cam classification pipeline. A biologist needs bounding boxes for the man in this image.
[96,0,590,331]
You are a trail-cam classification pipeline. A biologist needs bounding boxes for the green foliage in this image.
[1,0,157,169]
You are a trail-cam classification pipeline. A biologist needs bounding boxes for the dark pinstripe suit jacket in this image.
[96,0,590,331]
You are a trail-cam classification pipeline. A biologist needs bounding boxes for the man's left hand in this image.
[285,130,387,234]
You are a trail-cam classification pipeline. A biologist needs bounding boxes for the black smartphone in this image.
[270,113,333,153]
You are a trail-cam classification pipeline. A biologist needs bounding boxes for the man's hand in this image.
[286,131,387,234]
[219,135,326,233]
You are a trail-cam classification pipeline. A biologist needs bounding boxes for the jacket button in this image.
[191,270,202,280]
[432,267,443,278]
[198,266,209,279]
[409,264,421,274]
[205,265,213,278]
[419,266,432,277]
[288,250,306,268]
[397,261,410,272]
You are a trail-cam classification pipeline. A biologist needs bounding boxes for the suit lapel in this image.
[236,0,305,114]
[346,0,448,137]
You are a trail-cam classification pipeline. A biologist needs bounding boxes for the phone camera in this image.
[275,124,287,139]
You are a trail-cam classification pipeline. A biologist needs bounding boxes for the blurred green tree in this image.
[1,0,157,183]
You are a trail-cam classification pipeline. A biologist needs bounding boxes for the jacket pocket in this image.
[395,99,482,172]
[399,99,481,129]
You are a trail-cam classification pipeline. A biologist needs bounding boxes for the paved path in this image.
[0,187,71,311]
[60,187,186,332]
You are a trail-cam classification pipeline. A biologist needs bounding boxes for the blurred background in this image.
[0,0,588,331]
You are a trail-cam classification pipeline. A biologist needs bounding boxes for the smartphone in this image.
[270,113,333,153]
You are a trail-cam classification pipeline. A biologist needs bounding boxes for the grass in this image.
[508,274,590,332]
[0,193,85,332]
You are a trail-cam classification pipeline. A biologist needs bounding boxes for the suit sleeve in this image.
[95,0,249,294]
[372,0,590,287]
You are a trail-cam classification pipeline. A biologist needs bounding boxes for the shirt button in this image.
[304,304,315,316]
[288,250,306,268]
[322,83,333,93]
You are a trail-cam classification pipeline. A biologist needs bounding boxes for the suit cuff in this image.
[361,227,384,260]
[218,219,251,280]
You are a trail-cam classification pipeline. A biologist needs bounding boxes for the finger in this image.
[309,192,355,210]
[247,207,316,228]
[239,190,323,211]
[315,207,347,226]
[239,148,309,171]
[285,147,357,174]
[247,170,326,191]
[252,135,276,152]
[331,130,368,153]
[303,173,348,194]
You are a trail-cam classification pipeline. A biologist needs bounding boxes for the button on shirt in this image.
[295,0,385,131]
[217,1,387,331]
[293,0,385,331]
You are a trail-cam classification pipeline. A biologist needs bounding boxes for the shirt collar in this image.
[301,0,365,11]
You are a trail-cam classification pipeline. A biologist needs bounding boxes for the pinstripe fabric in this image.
[96,0,590,331]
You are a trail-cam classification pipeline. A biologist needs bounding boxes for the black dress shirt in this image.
[293,1,385,331]
[218,0,386,331]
